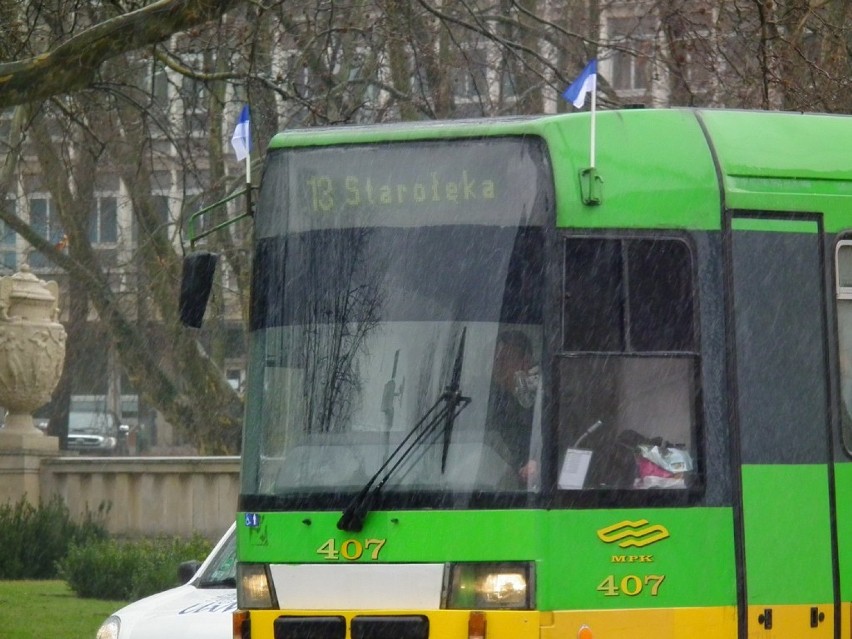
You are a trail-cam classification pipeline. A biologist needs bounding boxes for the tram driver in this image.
[486,330,540,485]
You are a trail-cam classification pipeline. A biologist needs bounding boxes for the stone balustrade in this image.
[38,455,240,540]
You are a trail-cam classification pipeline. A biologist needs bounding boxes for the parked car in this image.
[33,394,137,454]
[66,410,124,454]
[95,524,236,639]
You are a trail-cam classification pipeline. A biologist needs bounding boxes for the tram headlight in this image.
[237,563,277,609]
[444,562,533,610]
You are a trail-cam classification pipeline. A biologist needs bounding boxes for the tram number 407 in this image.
[316,538,387,561]
[597,574,666,597]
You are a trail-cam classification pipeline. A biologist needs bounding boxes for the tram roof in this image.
[267,109,852,232]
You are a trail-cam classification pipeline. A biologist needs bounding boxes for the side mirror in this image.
[179,252,219,328]
[178,559,203,584]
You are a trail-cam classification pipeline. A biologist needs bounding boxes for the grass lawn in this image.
[0,580,129,639]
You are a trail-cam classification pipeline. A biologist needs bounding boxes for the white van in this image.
[95,524,236,639]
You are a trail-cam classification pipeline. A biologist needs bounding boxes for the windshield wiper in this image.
[337,328,470,533]
[441,328,466,471]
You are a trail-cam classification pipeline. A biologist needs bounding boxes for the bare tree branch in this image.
[0,0,245,108]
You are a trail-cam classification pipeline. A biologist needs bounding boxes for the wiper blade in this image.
[441,328,467,471]
[337,329,470,533]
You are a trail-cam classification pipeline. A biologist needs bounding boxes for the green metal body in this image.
[240,108,852,634]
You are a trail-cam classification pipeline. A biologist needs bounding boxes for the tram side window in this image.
[835,241,852,453]
[557,237,699,490]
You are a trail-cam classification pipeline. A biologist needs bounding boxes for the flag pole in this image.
[590,74,597,169]
[245,168,252,218]
[245,133,252,216]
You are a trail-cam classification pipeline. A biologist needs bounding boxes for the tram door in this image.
[729,214,837,638]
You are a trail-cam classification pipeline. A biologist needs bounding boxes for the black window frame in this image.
[548,231,704,508]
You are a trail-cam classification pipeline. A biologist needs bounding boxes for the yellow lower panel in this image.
[541,607,738,639]
[244,607,742,639]
[245,609,540,639]
[746,603,833,639]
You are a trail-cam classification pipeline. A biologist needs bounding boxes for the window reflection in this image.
[835,241,852,451]
[249,227,546,497]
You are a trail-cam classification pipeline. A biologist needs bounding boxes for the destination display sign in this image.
[256,137,550,236]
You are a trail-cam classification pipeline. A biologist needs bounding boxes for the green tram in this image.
[188,108,852,639]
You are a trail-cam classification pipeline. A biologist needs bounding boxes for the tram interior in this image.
[557,356,696,489]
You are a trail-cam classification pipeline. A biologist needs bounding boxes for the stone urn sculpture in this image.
[0,264,66,436]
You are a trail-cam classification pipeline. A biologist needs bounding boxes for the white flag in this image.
[230,105,251,161]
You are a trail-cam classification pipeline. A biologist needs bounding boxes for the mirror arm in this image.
[187,186,254,250]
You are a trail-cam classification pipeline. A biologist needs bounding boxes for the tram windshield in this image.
[241,137,553,502]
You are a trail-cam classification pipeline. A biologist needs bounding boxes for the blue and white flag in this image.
[230,105,251,161]
[562,59,597,109]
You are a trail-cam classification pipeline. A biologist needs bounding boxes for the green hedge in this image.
[59,534,213,601]
[0,496,214,600]
[0,496,108,579]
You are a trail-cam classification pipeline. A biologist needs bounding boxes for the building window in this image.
[153,194,171,229]
[226,368,245,393]
[452,43,489,104]
[149,61,170,112]
[132,194,172,245]
[609,16,656,93]
[1,197,17,272]
[179,54,209,138]
[500,65,517,101]
[0,108,13,141]
[282,50,311,97]
[28,196,62,268]
[347,50,381,123]
[90,196,118,245]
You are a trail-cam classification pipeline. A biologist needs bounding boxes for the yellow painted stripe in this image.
[243,604,844,638]
[246,609,539,639]
[543,607,737,639]
[745,604,833,638]
[244,607,742,639]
